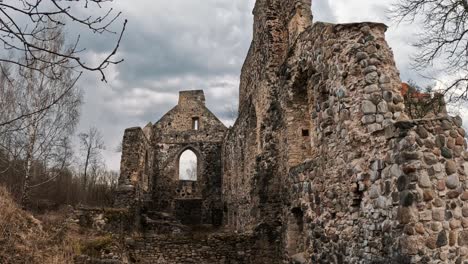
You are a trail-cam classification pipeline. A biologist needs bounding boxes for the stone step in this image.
[141,210,190,234]
[145,210,177,221]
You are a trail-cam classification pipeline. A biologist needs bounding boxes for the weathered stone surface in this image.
[362,115,376,124]
[356,52,369,61]
[449,231,457,246]
[364,84,379,93]
[463,206,468,217]
[420,210,432,221]
[402,236,421,255]
[436,135,446,147]
[365,72,379,84]
[461,192,468,201]
[433,208,445,221]
[111,2,468,264]
[446,174,460,189]
[362,100,377,114]
[437,231,448,247]
[448,190,461,199]
[446,160,457,175]
[418,171,432,188]
[379,74,391,84]
[436,180,446,191]
[426,235,438,250]
[424,153,438,165]
[291,253,306,264]
[441,147,453,159]
[377,101,388,113]
[398,207,415,224]
[369,185,380,199]
[459,231,468,246]
[454,116,463,127]
[423,190,434,201]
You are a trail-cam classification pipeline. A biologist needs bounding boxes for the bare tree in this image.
[392,0,468,101]
[0,0,126,81]
[0,24,82,207]
[0,0,126,127]
[402,81,447,119]
[78,126,105,192]
[24,27,82,207]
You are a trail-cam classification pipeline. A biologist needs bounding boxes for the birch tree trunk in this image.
[21,117,38,208]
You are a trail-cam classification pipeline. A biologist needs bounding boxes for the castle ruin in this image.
[113,1,468,263]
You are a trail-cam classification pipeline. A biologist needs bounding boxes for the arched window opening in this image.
[179,150,197,181]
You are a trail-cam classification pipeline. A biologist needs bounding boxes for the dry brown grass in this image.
[0,186,77,264]
[0,186,127,263]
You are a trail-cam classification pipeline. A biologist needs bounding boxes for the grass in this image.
[0,186,126,263]
[0,187,84,263]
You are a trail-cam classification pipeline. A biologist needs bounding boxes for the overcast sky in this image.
[74,0,468,171]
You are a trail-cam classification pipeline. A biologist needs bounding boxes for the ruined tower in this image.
[115,1,468,263]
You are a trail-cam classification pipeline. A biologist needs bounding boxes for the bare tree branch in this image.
[391,0,468,102]
[0,72,81,127]
[0,0,126,128]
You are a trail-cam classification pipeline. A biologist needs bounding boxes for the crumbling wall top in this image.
[178,90,206,106]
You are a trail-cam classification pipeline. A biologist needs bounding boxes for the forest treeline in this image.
[0,25,119,211]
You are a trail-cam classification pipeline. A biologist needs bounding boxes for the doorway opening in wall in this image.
[179,149,197,181]
[175,199,202,225]
[286,207,304,257]
[192,117,199,130]
[302,129,309,137]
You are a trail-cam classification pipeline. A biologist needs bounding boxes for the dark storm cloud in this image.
[73,0,254,86]
[74,0,467,170]
[75,1,256,168]
[74,0,342,169]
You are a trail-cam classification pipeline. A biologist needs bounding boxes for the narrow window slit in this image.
[192,117,199,130]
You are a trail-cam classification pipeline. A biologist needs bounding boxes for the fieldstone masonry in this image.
[113,0,468,263]
[117,90,226,226]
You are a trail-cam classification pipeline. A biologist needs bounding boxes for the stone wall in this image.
[75,207,134,233]
[115,126,153,208]
[222,0,314,236]
[126,233,279,264]
[223,1,468,263]
[112,1,468,263]
[151,90,227,225]
[387,117,468,262]
[277,19,468,263]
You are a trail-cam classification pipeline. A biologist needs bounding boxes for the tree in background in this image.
[0,23,118,209]
[78,127,105,199]
[0,25,82,207]
[402,81,447,119]
[0,0,126,128]
[392,0,468,101]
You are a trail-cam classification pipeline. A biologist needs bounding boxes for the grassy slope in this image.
[0,186,125,264]
[0,186,76,264]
